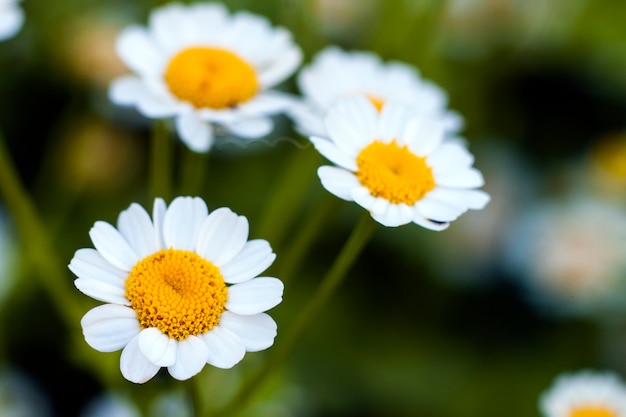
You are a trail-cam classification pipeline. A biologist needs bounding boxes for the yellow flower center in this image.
[164,46,258,109]
[125,248,228,341]
[365,94,385,112]
[570,407,617,417]
[356,140,435,204]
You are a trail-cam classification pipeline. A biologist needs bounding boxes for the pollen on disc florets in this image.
[164,46,258,109]
[356,139,435,204]
[125,248,228,341]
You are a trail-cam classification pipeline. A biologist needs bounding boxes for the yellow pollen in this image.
[125,248,228,341]
[570,407,618,417]
[365,94,385,112]
[164,46,258,109]
[356,140,435,204]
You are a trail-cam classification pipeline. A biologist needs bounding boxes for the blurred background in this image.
[2,0,626,416]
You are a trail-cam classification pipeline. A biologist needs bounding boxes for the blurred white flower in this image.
[0,367,50,417]
[288,46,461,138]
[540,370,626,417]
[80,393,140,417]
[109,2,302,152]
[505,196,626,317]
[0,0,23,41]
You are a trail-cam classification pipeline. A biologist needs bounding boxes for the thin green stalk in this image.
[150,120,173,202]
[276,192,341,286]
[253,146,321,248]
[178,147,209,197]
[212,212,377,417]
[0,130,83,327]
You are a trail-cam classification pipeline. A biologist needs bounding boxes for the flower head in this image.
[311,95,489,229]
[288,46,462,138]
[0,0,24,41]
[69,197,283,383]
[109,2,302,152]
[540,370,626,417]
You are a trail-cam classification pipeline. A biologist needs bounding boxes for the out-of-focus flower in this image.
[69,196,283,383]
[53,115,143,194]
[505,196,626,317]
[585,132,626,203]
[0,367,51,417]
[80,393,141,417]
[539,370,626,417]
[57,17,128,88]
[109,2,302,153]
[0,0,23,41]
[311,95,489,229]
[0,209,17,302]
[288,46,461,138]
[439,0,585,58]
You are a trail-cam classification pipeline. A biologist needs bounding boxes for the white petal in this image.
[219,311,277,352]
[434,167,485,188]
[225,117,273,139]
[318,166,360,201]
[162,197,209,250]
[425,188,490,211]
[351,187,379,214]
[81,305,140,353]
[415,197,465,222]
[377,101,411,143]
[138,328,177,367]
[412,212,450,231]
[324,95,378,155]
[0,7,23,41]
[116,26,164,77]
[226,278,284,315]
[117,203,159,260]
[152,198,167,249]
[120,334,161,383]
[89,221,139,271]
[401,115,445,156]
[196,208,249,267]
[237,91,296,115]
[370,203,414,227]
[74,278,129,305]
[258,47,302,88]
[167,335,209,380]
[202,326,246,369]
[109,76,146,106]
[220,239,276,284]
[68,248,127,285]
[427,142,474,172]
[175,113,214,153]
[311,137,358,171]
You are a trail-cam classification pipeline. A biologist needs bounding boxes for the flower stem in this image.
[0,129,83,326]
[178,147,209,197]
[213,212,377,416]
[149,120,173,202]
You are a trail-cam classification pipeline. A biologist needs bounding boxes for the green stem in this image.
[276,192,341,286]
[149,120,173,202]
[0,130,83,327]
[178,146,209,197]
[213,212,377,417]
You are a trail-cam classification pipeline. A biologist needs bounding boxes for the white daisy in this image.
[311,95,489,229]
[288,46,462,138]
[109,2,302,152]
[69,196,283,383]
[540,370,626,417]
[0,0,24,41]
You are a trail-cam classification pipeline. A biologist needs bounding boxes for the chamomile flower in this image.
[288,46,462,138]
[109,2,302,152]
[540,370,626,417]
[0,0,24,41]
[69,197,283,383]
[311,95,489,229]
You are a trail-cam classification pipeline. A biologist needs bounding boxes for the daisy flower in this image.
[109,2,302,152]
[288,46,462,138]
[0,0,24,41]
[540,370,626,417]
[311,95,489,229]
[69,196,283,383]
